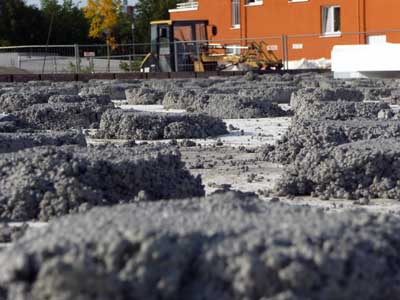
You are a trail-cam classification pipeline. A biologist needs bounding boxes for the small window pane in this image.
[334,7,341,32]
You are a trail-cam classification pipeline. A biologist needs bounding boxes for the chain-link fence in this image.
[1,29,399,74]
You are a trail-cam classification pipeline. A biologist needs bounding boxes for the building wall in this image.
[170,0,400,62]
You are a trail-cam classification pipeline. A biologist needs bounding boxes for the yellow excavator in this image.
[140,20,283,72]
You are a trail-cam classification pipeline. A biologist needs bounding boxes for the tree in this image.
[83,0,121,48]
[0,0,46,46]
[134,0,183,44]
[40,0,91,44]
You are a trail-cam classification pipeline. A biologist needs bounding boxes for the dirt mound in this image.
[0,145,204,221]
[1,192,400,299]
[95,109,228,140]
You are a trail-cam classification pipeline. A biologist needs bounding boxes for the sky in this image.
[26,0,136,8]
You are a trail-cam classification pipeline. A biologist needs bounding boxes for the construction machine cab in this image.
[141,20,217,72]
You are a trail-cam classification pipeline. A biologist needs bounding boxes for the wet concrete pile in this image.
[0,89,114,131]
[80,83,140,100]
[263,85,400,200]
[48,94,113,106]
[263,118,400,164]
[14,102,110,130]
[126,87,166,105]
[95,109,228,140]
[0,145,204,222]
[163,92,289,118]
[288,88,389,121]
[0,114,27,133]
[0,92,50,113]
[1,193,400,299]
[0,131,86,153]
[0,224,28,244]
[277,138,400,200]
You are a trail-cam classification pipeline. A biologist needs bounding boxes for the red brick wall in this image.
[170,0,400,61]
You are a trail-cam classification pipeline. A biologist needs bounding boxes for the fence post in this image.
[129,54,132,72]
[74,44,80,73]
[174,41,179,72]
[284,35,289,70]
[195,41,201,72]
[281,35,286,70]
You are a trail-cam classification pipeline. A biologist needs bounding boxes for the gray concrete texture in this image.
[0,145,204,222]
[1,192,400,299]
[0,131,86,153]
[95,109,228,140]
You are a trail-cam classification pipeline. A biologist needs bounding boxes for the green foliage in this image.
[40,0,93,44]
[0,0,139,46]
[119,59,142,72]
[0,0,94,46]
[0,0,46,46]
[65,60,94,74]
[134,0,184,44]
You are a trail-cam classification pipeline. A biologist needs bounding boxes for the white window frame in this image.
[321,6,341,37]
[232,0,241,29]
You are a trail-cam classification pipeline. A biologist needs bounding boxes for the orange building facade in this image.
[169,0,400,62]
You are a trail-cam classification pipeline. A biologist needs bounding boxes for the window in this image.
[322,6,341,36]
[246,0,263,5]
[226,45,241,55]
[232,0,240,28]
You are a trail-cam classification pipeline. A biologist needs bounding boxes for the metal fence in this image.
[0,43,151,74]
[1,29,400,74]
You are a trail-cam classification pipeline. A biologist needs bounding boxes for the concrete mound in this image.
[1,193,400,299]
[0,92,49,113]
[0,224,28,244]
[290,88,365,109]
[80,84,136,100]
[0,114,28,133]
[294,99,390,121]
[198,94,290,119]
[262,118,400,164]
[0,145,204,221]
[126,88,166,105]
[15,102,111,130]
[164,92,289,119]
[162,89,198,110]
[277,138,400,200]
[0,131,87,153]
[95,109,228,140]
[48,94,112,106]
